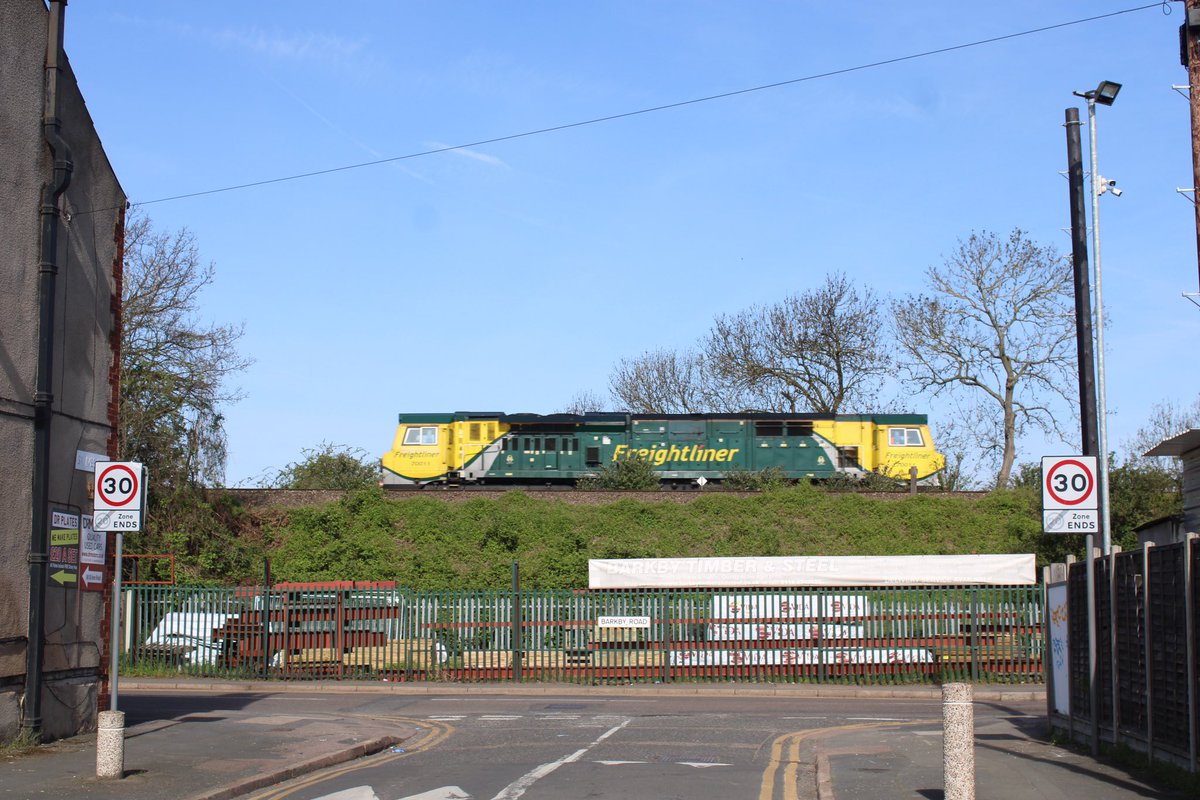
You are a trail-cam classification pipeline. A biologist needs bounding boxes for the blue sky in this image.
[63,2,1200,486]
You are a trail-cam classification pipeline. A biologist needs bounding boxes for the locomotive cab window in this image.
[888,427,924,447]
[402,426,438,446]
[838,446,859,468]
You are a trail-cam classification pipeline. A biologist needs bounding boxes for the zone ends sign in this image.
[93,461,145,531]
[1041,455,1098,534]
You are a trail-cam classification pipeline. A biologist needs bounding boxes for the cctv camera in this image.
[1110,186,1123,197]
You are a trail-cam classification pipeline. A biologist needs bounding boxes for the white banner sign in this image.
[589,554,1037,589]
[670,647,933,666]
[710,593,870,620]
[707,623,865,642]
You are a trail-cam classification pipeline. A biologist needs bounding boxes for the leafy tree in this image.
[266,443,380,490]
[1107,460,1182,550]
[704,273,889,413]
[893,230,1075,490]
[120,209,250,488]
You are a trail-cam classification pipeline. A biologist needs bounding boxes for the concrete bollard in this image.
[96,709,125,779]
[942,682,974,800]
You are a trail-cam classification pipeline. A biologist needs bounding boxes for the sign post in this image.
[1042,455,1101,754]
[1041,456,1099,534]
[93,461,145,712]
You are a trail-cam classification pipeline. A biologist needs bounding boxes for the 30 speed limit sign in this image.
[93,461,145,531]
[1041,455,1098,533]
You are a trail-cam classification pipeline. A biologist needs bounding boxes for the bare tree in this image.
[558,390,611,414]
[120,209,251,487]
[1123,395,1200,466]
[703,273,889,413]
[893,230,1075,490]
[608,348,725,413]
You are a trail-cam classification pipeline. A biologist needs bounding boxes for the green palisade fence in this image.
[123,583,1043,684]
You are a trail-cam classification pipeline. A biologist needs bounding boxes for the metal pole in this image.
[1065,107,1098,458]
[511,561,522,681]
[261,558,271,678]
[1086,534,1099,756]
[109,532,123,712]
[1085,97,1113,556]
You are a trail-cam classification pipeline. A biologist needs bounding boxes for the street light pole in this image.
[1074,81,1121,556]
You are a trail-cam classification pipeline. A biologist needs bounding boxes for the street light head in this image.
[1094,80,1121,106]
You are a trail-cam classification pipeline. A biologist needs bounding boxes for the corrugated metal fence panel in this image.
[123,583,1042,685]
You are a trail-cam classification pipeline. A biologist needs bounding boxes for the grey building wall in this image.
[1,1,125,741]
[1183,449,1200,535]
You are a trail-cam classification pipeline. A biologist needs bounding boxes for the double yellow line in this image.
[758,720,932,800]
[248,717,455,800]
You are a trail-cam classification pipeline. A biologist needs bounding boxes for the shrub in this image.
[576,456,660,490]
[723,467,791,491]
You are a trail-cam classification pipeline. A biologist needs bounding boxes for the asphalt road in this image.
[122,689,1045,800]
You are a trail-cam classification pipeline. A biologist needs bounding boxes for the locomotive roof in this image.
[397,411,930,425]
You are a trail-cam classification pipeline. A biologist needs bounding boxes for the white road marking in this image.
[426,716,465,721]
[479,715,522,721]
[396,787,472,800]
[489,719,631,800]
[678,762,731,768]
[312,786,380,800]
[595,760,647,765]
[846,717,904,721]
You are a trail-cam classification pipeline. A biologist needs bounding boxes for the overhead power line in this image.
[110,3,1163,212]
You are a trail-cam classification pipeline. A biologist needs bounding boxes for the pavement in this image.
[0,680,1190,800]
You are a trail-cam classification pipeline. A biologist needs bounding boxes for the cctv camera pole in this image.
[1064,107,1099,459]
[1084,95,1112,556]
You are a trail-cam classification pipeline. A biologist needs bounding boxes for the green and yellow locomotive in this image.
[381,411,944,487]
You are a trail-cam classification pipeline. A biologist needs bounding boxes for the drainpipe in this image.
[25,0,73,738]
